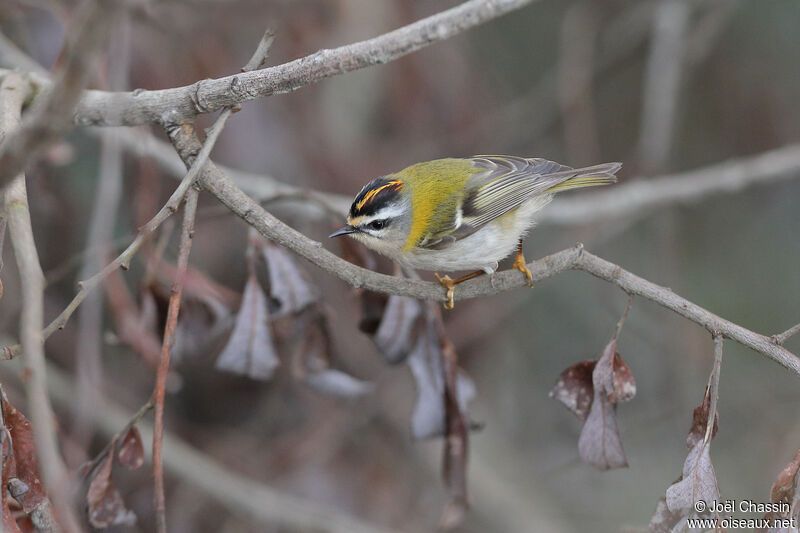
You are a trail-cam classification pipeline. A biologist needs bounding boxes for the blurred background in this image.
[1,0,800,531]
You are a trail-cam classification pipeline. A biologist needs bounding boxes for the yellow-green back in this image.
[398,158,480,249]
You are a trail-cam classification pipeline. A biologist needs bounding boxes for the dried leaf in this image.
[2,399,45,513]
[407,321,475,439]
[373,295,423,364]
[1,427,23,533]
[769,449,800,515]
[117,427,144,470]
[665,441,720,515]
[86,453,136,528]
[261,241,318,317]
[578,386,627,470]
[687,387,719,449]
[648,495,689,533]
[216,274,279,380]
[593,338,636,403]
[173,292,232,363]
[305,369,373,398]
[549,360,596,421]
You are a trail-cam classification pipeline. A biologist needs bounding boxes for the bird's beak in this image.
[329,225,359,238]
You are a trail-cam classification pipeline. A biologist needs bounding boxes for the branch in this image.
[164,125,800,378]
[0,0,119,189]
[774,323,800,346]
[62,0,536,126]
[152,186,198,533]
[1,72,81,533]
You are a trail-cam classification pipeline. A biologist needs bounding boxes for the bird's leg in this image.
[513,240,534,287]
[434,270,484,310]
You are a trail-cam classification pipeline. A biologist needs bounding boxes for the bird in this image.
[330,156,621,309]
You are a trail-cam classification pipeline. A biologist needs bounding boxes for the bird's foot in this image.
[434,273,457,310]
[513,247,534,288]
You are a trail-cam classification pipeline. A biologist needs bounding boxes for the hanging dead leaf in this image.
[261,241,318,317]
[407,320,475,439]
[305,370,373,398]
[373,295,423,364]
[578,386,627,470]
[216,274,279,380]
[647,494,688,533]
[549,360,596,421]
[769,449,800,517]
[86,453,136,528]
[2,398,45,513]
[117,427,144,470]
[665,440,720,515]
[686,386,720,449]
[593,337,636,404]
[1,426,23,533]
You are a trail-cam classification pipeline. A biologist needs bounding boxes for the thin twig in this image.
[703,334,723,445]
[0,0,119,188]
[1,72,82,533]
[0,107,233,361]
[82,399,153,478]
[241,29,275,73]
[152,186,198,533]
[614,295,634,339]
[773,323,800,346]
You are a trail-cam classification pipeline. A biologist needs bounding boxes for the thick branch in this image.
[1,72,81,533]
[61,0,535,126]
[164,124,800,378]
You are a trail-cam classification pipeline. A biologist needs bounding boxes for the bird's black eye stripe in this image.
[368,219,387,230]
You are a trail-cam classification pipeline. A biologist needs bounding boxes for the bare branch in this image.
[152,187,198,533]
[0,0,119,189]
[774,323,800,346]
[163,124,800,378]
[1,72,81,533]
[61,0,537,126]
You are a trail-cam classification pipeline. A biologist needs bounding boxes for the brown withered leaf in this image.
[117,427,144,470]
[407,320,475,439]
[687,386,720,449]
[769,449,800,514]
[1,427,23,533]
[373,295,423,364]
[2,398,45,513]
[86,453,136,528]
[593,337,637,403]
[261,241,318,317]
[549,360,596,421]
[216,274,279,380]
[665,441,720,515]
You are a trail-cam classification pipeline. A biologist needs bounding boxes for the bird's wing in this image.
[419,156,619,250]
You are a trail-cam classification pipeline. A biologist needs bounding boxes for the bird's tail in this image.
[545,162,622,193]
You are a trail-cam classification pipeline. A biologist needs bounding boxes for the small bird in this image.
[330,156,621,309]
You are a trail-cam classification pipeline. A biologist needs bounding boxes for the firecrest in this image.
[330,156,621,309]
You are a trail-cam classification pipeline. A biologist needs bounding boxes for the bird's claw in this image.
[513,250,534,288]
[434,273,456,310]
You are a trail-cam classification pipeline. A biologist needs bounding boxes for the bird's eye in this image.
[369,219,387,231]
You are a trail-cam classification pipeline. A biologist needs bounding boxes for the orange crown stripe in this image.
[355,180,403,211]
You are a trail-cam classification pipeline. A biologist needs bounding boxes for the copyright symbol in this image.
[694,500,706,513]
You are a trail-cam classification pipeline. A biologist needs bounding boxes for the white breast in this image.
[394,194,553,273]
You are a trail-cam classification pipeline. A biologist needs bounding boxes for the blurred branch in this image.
[544,143,800,224]
[40,0,537,126]
[0,0,119,189]
[6,359,403,533]
[1,72,82,533]
[637,0,691,174]
[152,187,198,533]
[164,123,800,379]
